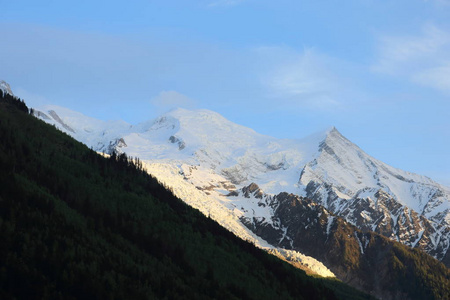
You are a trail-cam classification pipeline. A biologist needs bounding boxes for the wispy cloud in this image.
[411,62,450,92]
[150,91,197,114]
[373,24,450,93]
[256,46,360,111]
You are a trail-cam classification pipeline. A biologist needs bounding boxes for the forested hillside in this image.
[0,92,373,299]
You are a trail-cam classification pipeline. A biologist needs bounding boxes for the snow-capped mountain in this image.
[32,105,335,277]
[32,105,450,267]
[300,128,450,263]
[0,80,14,96]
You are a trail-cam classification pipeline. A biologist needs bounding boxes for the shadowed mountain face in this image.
[235,184,450,300]
[33,104,450,267]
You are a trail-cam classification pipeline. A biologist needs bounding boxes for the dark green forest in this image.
[0,92,375,299]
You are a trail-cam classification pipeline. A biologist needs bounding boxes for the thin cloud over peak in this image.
[150,91,197,114]
[373,24,450,93]
[256,46,361,111]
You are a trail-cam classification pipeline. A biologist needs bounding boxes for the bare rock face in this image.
[303,180,449,263]
[242,182,263,199]
[169,135,186,150]
[235,188,449,300]
[107,138,127,154]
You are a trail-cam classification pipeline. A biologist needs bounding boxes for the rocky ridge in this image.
[234,183,449,300]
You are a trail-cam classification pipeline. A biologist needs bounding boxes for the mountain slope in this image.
[33,105,450,266]
[235,184,450,300]
[0,87,373,299]
[301,128,450,264]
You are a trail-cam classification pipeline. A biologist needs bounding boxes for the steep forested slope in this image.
[0,93,372,299]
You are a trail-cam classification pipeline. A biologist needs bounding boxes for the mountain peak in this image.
[0,80,14,96]
[325,126,344,138]
[157,107,260,139]
[298,126,346,151]
[321,126,354,148]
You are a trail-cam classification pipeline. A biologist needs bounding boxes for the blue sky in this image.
[1,0,450,184]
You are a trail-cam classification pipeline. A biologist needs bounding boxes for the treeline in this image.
[0,93,373,299]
